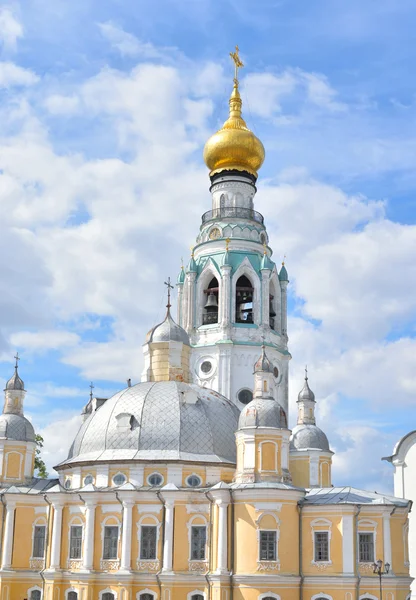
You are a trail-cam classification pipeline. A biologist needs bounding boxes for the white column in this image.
[342,514,354,575]
[216,500,229,574]
[280,281,288,337]
[83,501,96,570]
[383,512,393,571]
[162,500,174,572]
[50,503,64,569]
[1,502,15,569]
[120,500,134,571]
[261,270,270,326]
[220,264,232,329]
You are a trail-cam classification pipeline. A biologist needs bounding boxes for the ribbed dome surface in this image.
[239,398,287,429]
[290,424,330,452]
[146,310,190,345]
[0,413,35,442]
[5,369,24,391]
[63,381,239,467]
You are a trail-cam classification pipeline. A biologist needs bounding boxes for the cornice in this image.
[232,573,301,586]
[231,488,304,502]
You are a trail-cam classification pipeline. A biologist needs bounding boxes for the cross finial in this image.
[282,254,286,266]
[14,352,20,369]
[229,45,244,86]
[89,381,94,401]
[305,365,308,381]
[180,256,184,270]
[164,277,174,309]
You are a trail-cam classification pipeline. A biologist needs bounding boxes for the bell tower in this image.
[177,47,291,414]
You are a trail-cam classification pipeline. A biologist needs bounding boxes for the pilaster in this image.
[50,502,64,570]
[1,501,16,569]
[83,500,96,571]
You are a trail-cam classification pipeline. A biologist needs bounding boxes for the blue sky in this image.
[1,0,416,491]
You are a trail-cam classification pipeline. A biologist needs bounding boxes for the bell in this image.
[204,292,218,310]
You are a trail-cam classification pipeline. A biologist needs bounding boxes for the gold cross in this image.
[230,45,244,85]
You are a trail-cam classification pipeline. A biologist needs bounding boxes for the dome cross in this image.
[14,352,20,369]
[230,45,244,86]
[164,277,174,309]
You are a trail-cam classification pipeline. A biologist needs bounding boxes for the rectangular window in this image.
[259,530,277,561]
[140,525,157,560]
[191,525,206,561]
[32,525,46,558]
[314,531,329,562]
[103,525,119,560]
[69,525,83,559]
[359,533,375,563]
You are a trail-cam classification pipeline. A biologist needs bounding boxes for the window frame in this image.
[358,531,375,563]
[258,529,277,561]
[31,519,47,560]
[310,518,332,565]
[98,589,118,600]
[112,472,127,487]
[187,592,206,600]
[314,531,330,562]
[190,525,207,561]
[147,472,164,487]
[137,592,157,600]
[69,524,83,560]
[101,518,121,561]
[186,474,202,488]
[187,514,209,564]
[28,587,43,600]
[65,589,79,600]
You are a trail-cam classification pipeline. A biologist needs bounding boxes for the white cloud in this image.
[0,7,22,52]
[98,21,180,61]
[44,94,80,115]
[10,330,80,352]
[34,411,83,475]
[0,61,38,87]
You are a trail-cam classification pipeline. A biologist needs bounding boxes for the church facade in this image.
[0,49,412,600]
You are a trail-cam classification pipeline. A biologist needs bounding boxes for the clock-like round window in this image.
[201,361,212,374]
[209,227,221,240]
[186,474,202,487]
[148,473,164,487]
[84,475,93,486]
[273,366,279,378]
[238,388,253,405]
[113,473,127,486]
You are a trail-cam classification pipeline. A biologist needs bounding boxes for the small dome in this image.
[239,398,287,429]
[203,85,265,178]
[278,263,288,282]
[146,309,190,345]
[62,381,240,467]
[5,367,24,391]
[254,346,273,373]
[260,253,274,271]
[0,413,35,442]
[290,424,330,452]
[177,267,185,284]
[298,377,315,403]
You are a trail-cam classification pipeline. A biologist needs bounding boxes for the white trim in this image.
[196,261,222,327]
[112,472,127,486]
[311,595,333,600]
[359,595,378,600]
[30,516,47,560]
[83,473,94,486]
[101,515,121,560]
[65,588,79,600]
[27,586,43,600]
[4,450,23,480]
[147,472,164,487]
[311,518,332,566]
[231,258,261,325]
[357,519,377,564]
[67,516,84,563]
[137,514,161,562]
[186,473,202,488]
[258,594,281,600]
[258,440,278,473]
[99,589,118,600]
[187,514,208,564]
[137,590,157,600]
[187,591,206,600]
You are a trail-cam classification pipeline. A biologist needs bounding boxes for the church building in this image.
[0,48,412,600]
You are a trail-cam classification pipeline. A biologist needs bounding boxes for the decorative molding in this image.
[257,560,280,572]
[67,558,82,571]
[101,504,121,514]
[137,504,162,514]
[188,560,208,573]
[186,504,210,514]
[100,559,120,571]
[29,558,45,570]
[136,560,160,572]
[311,560,332,570]
[69,505,86,514]
[359,562,375,573]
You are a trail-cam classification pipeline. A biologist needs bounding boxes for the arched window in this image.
[191,596,204,600]
[67,592,78,600]
[236,275,253,323]
[140,595,154,600]
[203,277,219,325]
[29,590,42,600]
[102,594,115,600]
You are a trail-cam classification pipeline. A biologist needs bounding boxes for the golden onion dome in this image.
[203,80,265,178]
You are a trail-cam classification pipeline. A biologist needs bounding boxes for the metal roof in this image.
[303,486,410,507]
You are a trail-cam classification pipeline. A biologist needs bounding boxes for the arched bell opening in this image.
[203,277,219,325]
[269,278,280,332]
[236,275,254,324]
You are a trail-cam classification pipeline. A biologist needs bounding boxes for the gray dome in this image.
[5,368,25,391]
[254,346,273,373]
[239,398,287,429]
[0,413,35,442]
[298,377,315,402]
[146,309,190,345]
[290,424,330,452]
[63,381,239,467]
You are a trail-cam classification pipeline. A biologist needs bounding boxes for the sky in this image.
[0,0,416,492]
